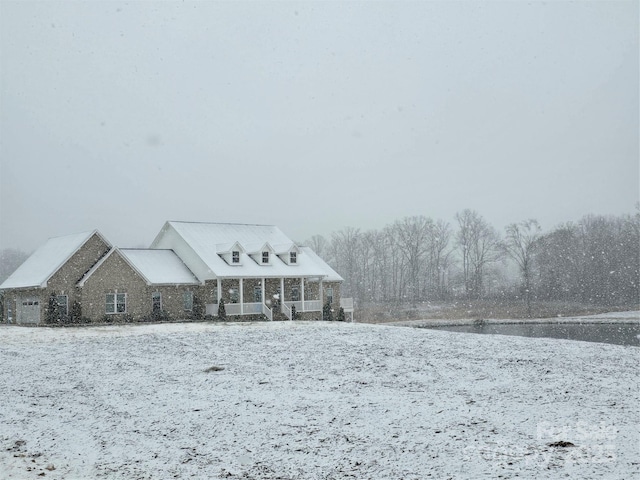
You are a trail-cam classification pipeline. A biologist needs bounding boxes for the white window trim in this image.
[152,292,162,312]
[106,292,127,314]
[183,291,194,311]
[57,295,69,316]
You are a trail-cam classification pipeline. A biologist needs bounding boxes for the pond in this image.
[422,322,640,347]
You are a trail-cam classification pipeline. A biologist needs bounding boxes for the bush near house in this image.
[143,309,172,323]
[70,301,83,324]
[218,298,227,320]
[45,293,62,324]
[322,301,333,322]
[192,295,205,320]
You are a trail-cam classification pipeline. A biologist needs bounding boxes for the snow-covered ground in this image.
[0,319,638,479]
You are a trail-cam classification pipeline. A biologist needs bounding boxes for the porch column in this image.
[239,278,244,315]
[261,278,265,304]
[319,279,323,306]
[300,277,305,312]
[217,278,221,303]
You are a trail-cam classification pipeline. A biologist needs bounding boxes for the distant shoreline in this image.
[385,311,640,328]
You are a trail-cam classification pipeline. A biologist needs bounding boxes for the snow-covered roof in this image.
[120,249,201,285]
[78,248,200,286]
[215,242,244,254]
[0,230,109,290]
[150,221,339,281]
[243,242,274,254]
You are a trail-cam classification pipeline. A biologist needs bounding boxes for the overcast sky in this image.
[1,1,638,252]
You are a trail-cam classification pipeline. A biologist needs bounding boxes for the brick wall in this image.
[81,251,200,322]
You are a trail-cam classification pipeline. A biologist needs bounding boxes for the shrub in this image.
[45,293,61,324]
[218,298,226,320]
[70,301,83,324]
[337,307,346,322]
[322,301,333,322]
[101,313,133,324]
[192,295,205,320]
[142,309,172,323]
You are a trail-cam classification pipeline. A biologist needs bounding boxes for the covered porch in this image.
[205,276,351,321]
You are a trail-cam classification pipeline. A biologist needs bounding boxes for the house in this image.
[0,230,111,324]
[1,222,353,324]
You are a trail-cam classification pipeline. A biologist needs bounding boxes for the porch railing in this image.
[284,300,322,313]
[281,302,292,321]
[205,298,328,320]
[340,298,354,311]
[225,303,242,316]
[262,303,273,321]
[287,301,302,313]
[243,302,262,315]
[304,300,322,311]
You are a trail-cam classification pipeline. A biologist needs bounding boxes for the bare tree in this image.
[429,219,453,300]
[329,227,362,300]
[305,234,328,258]
[505,219,541,316]
[394,216,433,305]
[455,209,502,299]
[0,248,29,284]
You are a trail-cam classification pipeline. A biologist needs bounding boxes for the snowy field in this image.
[0,319,638,479]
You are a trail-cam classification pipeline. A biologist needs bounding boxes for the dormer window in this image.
[232,251,240,263]
[262,251,269,264]
[290,252,297,264]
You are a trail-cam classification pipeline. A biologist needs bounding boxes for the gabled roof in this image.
[150,221,335,280]
[0,230,110,290]
[243,241,274,254]
[216,241,245,254]
[120,249,201,285]
[272,242,300,254]
[78,248,200,287]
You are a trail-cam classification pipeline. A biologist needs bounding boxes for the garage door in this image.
[17,297,40,324]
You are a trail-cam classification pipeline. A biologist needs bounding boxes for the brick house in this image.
[77,248,201,322]
[0,230,111,324]
[1,222,353,324]
[148,221,351,322]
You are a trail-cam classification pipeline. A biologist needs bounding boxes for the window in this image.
[290,252,297,264]
[106,293,126,314]
[232,251,240,263]
[57,295,68,316]
[254,286,262,302]
[230,288,239,303]
[262,251,269,264]
[152,292,162,312]
[183,291,193,311]
[291,287,300,302]
[326,287,334,305]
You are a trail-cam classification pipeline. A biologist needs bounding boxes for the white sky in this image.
[1,1,638,252]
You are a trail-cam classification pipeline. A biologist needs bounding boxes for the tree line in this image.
[305,207,640,312]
